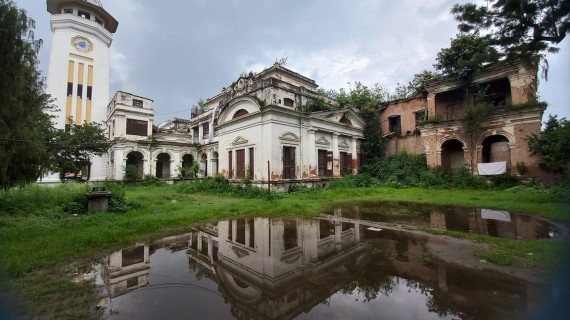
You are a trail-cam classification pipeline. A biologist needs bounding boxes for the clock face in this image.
[71,36,93,53]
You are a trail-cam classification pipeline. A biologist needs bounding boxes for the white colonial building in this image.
[43,0,118,182]
[108,63,365,190]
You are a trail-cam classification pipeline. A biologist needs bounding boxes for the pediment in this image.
[231,246,249,258]
[338,138,350,149]
[315,136,330,146]
[279,132,300,142]
[232,136,249,146]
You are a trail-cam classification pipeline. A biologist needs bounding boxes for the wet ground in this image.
[74,204,566,320]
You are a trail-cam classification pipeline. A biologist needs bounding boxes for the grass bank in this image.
[0,182,568,319]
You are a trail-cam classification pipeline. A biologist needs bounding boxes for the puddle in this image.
[328,201,559,240]
[79,216,561,319]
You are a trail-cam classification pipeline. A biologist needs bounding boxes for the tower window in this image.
[77,84,83,99]
[78,10,90,20]
[67,82,73,97]
[95,17,103,25]
[87,86,92,100]
[284,98,294,107]
[63,8,73,14]
[126,119,148,136]
[388,115,401,134]
[132,99,143,108]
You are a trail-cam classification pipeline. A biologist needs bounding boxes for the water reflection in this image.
[95,215,553,320]
[329,202,557,240]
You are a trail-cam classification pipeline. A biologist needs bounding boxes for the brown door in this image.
[283,146,296,179]
[236,149,245,179]
[249,148,254,178]
[318,150,327,177]
[228,151,233,179]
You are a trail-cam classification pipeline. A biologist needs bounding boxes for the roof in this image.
[46,0,119,33]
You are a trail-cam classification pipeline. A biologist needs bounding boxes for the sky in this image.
[15,0,570,125]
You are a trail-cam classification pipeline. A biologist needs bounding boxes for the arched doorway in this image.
[441,139,464,175]
[482,135,510,163]
[126,151,144,175]
[200,153,208,177]
[182,154,194,169]
[155,153,171,179]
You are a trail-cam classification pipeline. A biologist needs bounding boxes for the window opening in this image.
[388,115,401,135]
[283,98,294,107]
[132,99,143,108]
[78,10,90,19]
[126,119,148,136]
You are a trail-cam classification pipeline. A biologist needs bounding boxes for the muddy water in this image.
[328,201,558,240]
[83,214,560,320]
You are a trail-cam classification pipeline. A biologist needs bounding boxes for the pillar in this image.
[307,128,317,177]
[332,133,339,177]
[351,136,358,175]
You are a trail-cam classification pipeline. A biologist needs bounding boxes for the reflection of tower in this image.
[103,245,150,297]
[44,0,118,182]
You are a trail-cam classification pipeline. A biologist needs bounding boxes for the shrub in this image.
[419,166,450,188]
[142,174,163,186]
[454,167,489,190]
[492,173,520,190]
[360,152,431,187]
[548,184,570,203]
[124,165,142,181]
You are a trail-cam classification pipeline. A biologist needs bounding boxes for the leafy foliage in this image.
[454,167,489,190]
[451,0,570,62]
[0,0,55,189]
[177,161,200,180]
[491,173,521,190]
[50,120,109,180]
[390,70,442,100]
[526,115,570,175]
[174,176,283,199]
[434,33,501,81]
[124,164,143,181]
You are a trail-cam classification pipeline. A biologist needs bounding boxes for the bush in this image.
[419,166,450,188]
[548,184,570,203]
[174,176,280,199]
[492,173,520,190]
[142,174,163,186]
[124,165,142,181]
[360,152,430,187]
[454,167,489,190]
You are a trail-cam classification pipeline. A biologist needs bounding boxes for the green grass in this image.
[0,182,568,319]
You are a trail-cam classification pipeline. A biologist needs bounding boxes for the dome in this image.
[83,0,103,7]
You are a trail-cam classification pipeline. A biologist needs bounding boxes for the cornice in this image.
[51,14,113,46]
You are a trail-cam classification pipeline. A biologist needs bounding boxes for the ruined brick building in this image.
[380,61,544,176]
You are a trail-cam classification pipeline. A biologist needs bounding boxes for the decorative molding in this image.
[231,136,249,146]
[338,138,350,149]
[315,136,330,146]
[231,246,250,258]
[279,132,300,142]
[281,251,302,264]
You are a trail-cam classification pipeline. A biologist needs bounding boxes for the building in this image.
[380,61,545,176]
[109,63,366,190]
[43,0,118,182]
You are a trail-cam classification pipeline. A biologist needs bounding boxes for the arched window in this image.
[232,109,249,119]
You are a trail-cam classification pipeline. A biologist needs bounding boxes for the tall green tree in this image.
[50,121,109,181]
[526,115,570,175]
[333,82,389,162]
[0,0,54,189]
[452,0,570,63]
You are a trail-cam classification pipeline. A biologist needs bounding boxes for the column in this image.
[307,128,316,177]
[332,133,339,177]
[351,136,358,175]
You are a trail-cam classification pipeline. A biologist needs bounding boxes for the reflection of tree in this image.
[340,267,399,302]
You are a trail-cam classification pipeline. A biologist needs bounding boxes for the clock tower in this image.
[45,0,118,181]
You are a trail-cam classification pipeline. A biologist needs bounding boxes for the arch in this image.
[481,135,511,164]
[441,139,465,175]
[123,147,148,160]
[182,154,194,169]
[155,153,171,179]
[232,109,249,119]
[279,132,300,142]
[211,151,219,175]
[126,151,144,175]
[200,153,208,176]
[421,140,430,155]
[218,96,262,125]
[477,130,515,146]
[437,136,467,152]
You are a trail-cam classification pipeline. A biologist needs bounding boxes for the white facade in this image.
[43,0,118,182]
[111,64,365,189]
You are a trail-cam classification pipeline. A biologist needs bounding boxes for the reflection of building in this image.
[102,245,150,297]
[187,214,369,320]
[184,214,544,319]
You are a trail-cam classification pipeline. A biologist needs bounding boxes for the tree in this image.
[451,0,570,64]
[50,120,109,181]
[434,33,501,81]
[0,0,55,189]
[390,70,441,100]
[333,82,389,161]
[526,115,570,175]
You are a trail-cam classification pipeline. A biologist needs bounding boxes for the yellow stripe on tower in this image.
[66,61,74,124]
[86,65,93,123]
[76,63,84,125]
